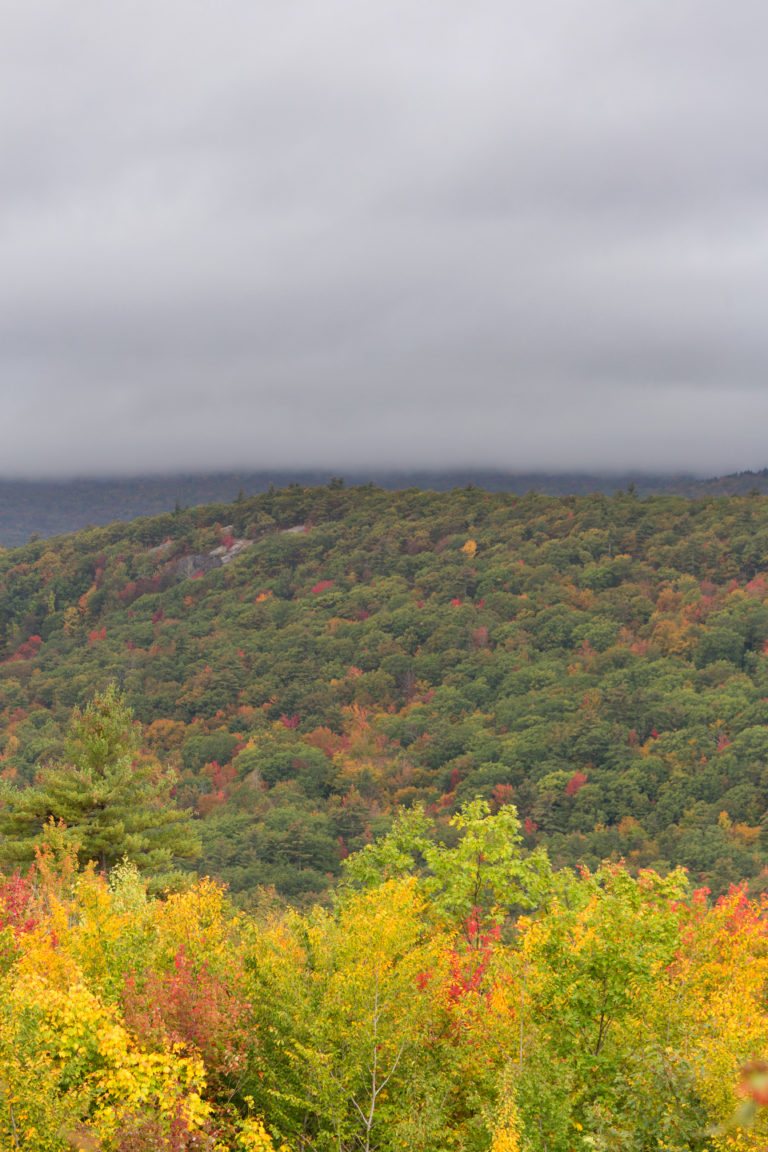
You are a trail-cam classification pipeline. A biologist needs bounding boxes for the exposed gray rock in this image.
[175,553,223,579]
[175,536,251,579]
[210,539,250,565]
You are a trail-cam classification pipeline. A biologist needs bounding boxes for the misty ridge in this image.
[1,466,768,549]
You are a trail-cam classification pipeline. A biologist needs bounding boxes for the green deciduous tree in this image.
[512,863,704,1151]
[343,797,552,933]
[244,877,452,1152]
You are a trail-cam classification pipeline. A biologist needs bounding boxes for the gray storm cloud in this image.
[1,0,767,476]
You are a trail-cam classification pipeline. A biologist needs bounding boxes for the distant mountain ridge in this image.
[0,467,766,548]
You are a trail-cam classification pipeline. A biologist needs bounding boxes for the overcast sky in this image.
[2,2,768,477]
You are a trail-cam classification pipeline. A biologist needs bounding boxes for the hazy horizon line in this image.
[0,464,738,485]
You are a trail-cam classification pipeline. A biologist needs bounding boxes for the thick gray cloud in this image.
[1,1,768,476]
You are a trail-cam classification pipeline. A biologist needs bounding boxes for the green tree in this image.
[343,797,552,932]
[244,877,450,1152]
[0,684,200,887]
[513,863,704,1151]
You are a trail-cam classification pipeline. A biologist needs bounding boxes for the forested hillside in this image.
[6,484,768,1148]
[2,483,768,901]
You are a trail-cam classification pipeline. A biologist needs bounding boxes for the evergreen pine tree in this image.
[0,684,200,887]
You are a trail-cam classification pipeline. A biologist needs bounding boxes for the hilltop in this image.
[2,482,768,900]
[3,466,768,547]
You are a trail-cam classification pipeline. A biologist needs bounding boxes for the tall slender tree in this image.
[0,684,200,886]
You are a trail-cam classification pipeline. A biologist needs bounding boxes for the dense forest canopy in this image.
[4,483,768,1147]
[2,481,768,899]
[3,803,768,1150]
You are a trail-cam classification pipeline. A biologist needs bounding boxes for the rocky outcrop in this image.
[175,553,223,579]
[209,539,250,564]
[174,534,251,580]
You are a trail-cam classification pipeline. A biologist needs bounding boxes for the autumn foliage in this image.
[3,802,768,1148]
[7,485,768,1144]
